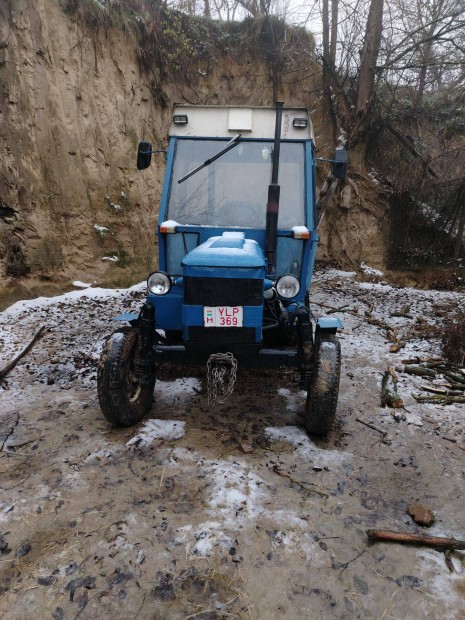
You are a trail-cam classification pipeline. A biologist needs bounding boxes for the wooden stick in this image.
[0,326,47,381]
[272,465,328,497]
[356,417,387,437]
[367,529,465,550]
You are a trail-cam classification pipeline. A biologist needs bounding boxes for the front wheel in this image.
[304,333,341,436]
[97,327,156,427]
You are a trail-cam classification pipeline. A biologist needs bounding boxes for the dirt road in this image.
[0,270,464,619]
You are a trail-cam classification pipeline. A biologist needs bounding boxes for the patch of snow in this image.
[155,378,201,406]
[291,225,309,237]
[84,449,113,464]
[72,280,92,288]
[360,262,384,277]
[265,426,352,467]
[313,269,356,282]
[416,549,465,619]
[160,220,179,229]
[126,419,186,448]
[163,446,199,464]
[177,521,232,557]
[278,387,306,412]
[93,224,108,235]
[204,459,267,526]
[222,231,244,239]
[193,522,233,556]
[265,425,309,447]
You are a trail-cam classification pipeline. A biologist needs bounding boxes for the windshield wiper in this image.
[178,135,241,184]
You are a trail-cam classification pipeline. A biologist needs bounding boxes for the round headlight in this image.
[147,271,171,295]
[276,274,300,299]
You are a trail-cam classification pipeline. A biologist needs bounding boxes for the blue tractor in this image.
[97,103,348,436]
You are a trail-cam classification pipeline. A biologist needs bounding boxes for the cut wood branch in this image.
[366,529,465,551]
[381,367,403,408]
[403,366,437,377]
[0,326,47,381]
[402,357,443,365]
[412,393,465,404]
[420,385,446,395]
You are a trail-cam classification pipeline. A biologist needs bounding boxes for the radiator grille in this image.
[184,277,263,306]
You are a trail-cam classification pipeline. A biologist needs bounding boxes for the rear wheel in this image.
[97,327,156,427]
[304,333,341,436]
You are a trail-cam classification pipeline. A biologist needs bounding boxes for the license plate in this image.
[203,306,243,327]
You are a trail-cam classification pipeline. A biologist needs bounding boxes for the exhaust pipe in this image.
[265,101,284,276]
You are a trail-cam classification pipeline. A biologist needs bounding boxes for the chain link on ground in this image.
[206,352,238,407]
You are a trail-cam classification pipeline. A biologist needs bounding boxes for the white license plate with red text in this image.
[203,306,243,327]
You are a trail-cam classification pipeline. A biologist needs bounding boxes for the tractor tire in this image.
[97,327,156,427]
[304,333,341,437]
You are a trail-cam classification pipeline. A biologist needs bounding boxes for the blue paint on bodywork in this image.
[317,317,343,331]
[147,287,183,331]
[113,312,139,322]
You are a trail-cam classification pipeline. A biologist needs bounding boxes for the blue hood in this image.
[183,232,265,268]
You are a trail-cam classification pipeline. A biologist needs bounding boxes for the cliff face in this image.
[0,0,386,302]
[1,0,167,292]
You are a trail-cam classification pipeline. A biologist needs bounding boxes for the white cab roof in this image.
[170,105,314,141]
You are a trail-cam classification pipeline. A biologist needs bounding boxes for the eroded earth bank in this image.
[0,269,464,619]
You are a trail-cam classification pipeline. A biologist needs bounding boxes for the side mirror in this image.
[137,141,152,170]
[331,149,349,181]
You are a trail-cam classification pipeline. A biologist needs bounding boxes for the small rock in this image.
[16,543,32,558]
[395,575,421,588]
[0,536,9,553]
[240,443,253,454]
[353,576,369,595]
[38,575,57,586]
[65,562,78,576]
[52,608,64,620]
[407,503,435,527]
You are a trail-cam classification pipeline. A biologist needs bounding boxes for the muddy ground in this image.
[0,269,464,620]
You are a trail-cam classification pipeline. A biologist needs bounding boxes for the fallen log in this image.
[402,357,443,365]
[445,372,465,385]
[0,326,47,381]
[403,366,437,378]
[413,394,465,404]
[367,529,465,550]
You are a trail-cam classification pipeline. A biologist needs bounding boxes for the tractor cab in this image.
[97,104,347,436]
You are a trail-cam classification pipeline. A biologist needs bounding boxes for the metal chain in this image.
[206,352,238,407]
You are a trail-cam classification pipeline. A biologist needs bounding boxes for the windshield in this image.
[166,139,306,228]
